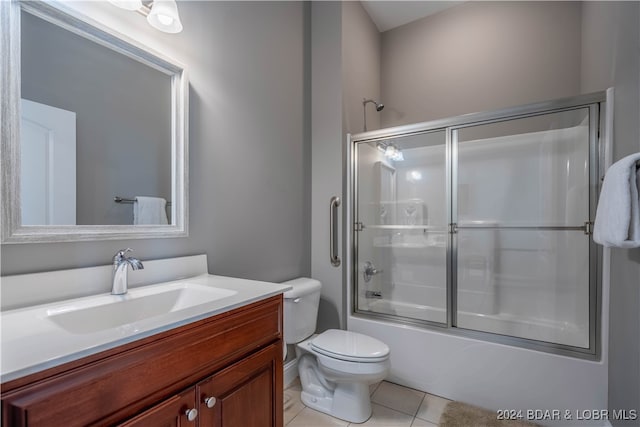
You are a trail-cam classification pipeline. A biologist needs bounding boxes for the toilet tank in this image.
[282,278,321,344]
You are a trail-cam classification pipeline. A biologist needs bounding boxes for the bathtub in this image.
[347,250,610,427]
[363,297,588,348]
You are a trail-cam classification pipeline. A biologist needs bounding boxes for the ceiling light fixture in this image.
[109,0,183,34]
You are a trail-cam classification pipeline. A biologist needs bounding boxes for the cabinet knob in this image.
[185,408,198,421]
[204,396,217,408]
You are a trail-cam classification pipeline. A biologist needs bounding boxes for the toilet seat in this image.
[311,329,390,363]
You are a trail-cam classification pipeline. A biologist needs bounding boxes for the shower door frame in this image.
[346,91,606,359]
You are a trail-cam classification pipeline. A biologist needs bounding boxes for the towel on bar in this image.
[134,196,169,225]
[594,152,640,248]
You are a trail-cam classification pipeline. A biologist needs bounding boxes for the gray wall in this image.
[581,2,640,423]
[311,1,344,332]
[2,2,311,286]
[310,1,382,332]
[380,1,583,126]
[21,11,171,225]
[342,1,381,134]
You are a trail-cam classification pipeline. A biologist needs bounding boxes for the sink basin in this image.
[47,282,237,334]
[2,265,293,384]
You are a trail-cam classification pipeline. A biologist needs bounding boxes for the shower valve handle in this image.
[363,261,382,283]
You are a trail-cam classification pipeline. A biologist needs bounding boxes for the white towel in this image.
[133,196,169,225]
[593,152,640,248]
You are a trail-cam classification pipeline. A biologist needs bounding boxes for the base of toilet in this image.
[300,382,372,423]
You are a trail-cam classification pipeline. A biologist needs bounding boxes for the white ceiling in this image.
[361,1,462,32]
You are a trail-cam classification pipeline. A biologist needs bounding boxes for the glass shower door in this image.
[355,130,448,324]
[453,108,594,348]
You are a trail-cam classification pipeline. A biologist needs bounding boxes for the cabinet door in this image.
[197,343,283,427]
[119,388,198,427]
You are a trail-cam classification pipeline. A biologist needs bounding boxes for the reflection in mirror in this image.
[21,10,172,226]
[1,0,188,243]
[20,98,77,225]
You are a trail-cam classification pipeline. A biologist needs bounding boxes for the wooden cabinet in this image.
[1,295,284,427]
[197,343,281,427]
[119,389,197,427]
[120,343,282,427]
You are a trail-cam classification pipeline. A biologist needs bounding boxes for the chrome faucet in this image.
[112,248,144,295]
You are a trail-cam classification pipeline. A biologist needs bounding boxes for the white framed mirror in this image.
[1,0,188,243]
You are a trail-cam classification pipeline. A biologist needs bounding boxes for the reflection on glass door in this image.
[355,130,448,324]
[454,108,593,348]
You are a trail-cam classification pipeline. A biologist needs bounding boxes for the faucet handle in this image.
[113,248,133,262]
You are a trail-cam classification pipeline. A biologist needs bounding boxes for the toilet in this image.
[283,278,390,423]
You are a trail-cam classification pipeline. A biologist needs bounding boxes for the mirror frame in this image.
[1,0,189,243]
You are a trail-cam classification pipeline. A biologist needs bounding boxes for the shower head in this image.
[363,98,384,112]
[362,98,384,132]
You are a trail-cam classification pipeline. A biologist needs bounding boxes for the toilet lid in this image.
[311,330,390,362]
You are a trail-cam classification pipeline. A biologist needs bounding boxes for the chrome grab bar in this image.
[329,196,341,267]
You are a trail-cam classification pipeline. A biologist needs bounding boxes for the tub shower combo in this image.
[345,92,610,417]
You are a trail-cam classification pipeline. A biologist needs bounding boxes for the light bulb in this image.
[157,14,174,25]
[385,146,396,158]
[147,0,183,33]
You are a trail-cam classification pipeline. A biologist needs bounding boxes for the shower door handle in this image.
[329,196,341,267]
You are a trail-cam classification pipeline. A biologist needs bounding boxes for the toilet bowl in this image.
[296,329,390,423]
[283,278,390,423]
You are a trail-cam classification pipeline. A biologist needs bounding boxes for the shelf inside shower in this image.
[370,228,448,249]
[364,224,448,232]
[372,242,446,249]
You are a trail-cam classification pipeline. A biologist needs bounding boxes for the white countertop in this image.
[1,274,291,383]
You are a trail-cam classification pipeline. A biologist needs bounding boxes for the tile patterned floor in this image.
[284,378,451,426]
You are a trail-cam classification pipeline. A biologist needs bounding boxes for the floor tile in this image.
[410,417,438,427]
[369,381,381,396]
[372,381,426,416]
[354,403,414,427]
[287,407,349,427]
[416,393,451,424]
[288,376,303,391]
[284,388,305,425]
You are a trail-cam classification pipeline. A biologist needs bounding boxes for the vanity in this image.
[1,256,291,426]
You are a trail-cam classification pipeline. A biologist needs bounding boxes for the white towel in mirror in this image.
[594,152,640,248]
[134,196,169,225]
